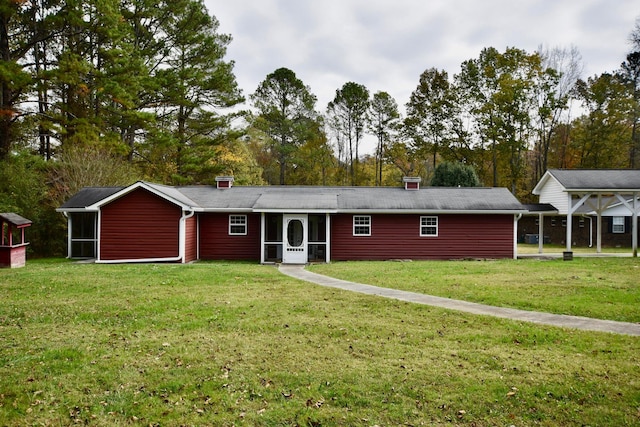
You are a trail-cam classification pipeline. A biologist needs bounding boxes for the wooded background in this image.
[1,0,639,256]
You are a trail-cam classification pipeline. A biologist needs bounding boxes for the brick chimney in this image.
[215,176,234,189]
[403,176,421,190]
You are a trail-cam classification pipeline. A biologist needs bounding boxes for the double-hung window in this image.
[353,215,371,236]
[612,216,625,234]
[420,216,438,236]
[229,215,247,235]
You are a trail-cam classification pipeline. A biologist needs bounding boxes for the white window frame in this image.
[420,216,438,237]
[612,216,625,234]
[229,215,247,235]
[353,215,371,236]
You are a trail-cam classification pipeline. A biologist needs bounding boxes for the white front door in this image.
[283,214,307,264]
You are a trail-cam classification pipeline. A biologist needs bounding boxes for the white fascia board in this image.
[253,209,339,214]
[56,207,100,213]
[336,209,528,215]
[87,181,194,211]
[200,208,254,213]
[564,188,640,193]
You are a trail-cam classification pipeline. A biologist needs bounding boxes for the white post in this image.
[538,213,544,254]
[633,193,638,258]
[260,213,265,264]
[596,194,602,254]
[67,214,72,259]
[325,213,331,263]
[96,211,101,261]
[566,193,573,253]
[513,215,518,259]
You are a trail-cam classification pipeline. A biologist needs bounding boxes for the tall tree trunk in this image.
[0,15,13,160]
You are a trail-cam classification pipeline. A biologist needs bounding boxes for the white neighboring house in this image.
[531,169,640,256]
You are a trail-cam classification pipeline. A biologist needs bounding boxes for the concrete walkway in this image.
[278,265,640,336]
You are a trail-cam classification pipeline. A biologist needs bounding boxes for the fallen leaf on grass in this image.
[306,398,324,408]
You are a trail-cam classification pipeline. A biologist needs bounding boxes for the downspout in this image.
[179,210,195,264]
[98,209,194,264]
[585,215,593,248]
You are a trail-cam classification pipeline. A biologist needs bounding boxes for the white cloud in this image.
[210,0,638,152]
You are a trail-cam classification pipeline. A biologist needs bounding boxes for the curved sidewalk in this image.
[278,265,640,336]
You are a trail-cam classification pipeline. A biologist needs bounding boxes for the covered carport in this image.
[532,170,640,258]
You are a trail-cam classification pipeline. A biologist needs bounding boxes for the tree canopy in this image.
[1,3,640,256]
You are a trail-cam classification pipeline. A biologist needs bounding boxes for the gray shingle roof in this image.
[59,187,123,209]
[179,185,523,212]
[0,213,32,226]
[548,169,640,191]
[60,183,525,213]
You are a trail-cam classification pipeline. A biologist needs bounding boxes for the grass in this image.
[0,259,639,426]
[309,257,640,323]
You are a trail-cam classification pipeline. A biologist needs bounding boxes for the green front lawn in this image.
[1,259,639,426]
[309,257,640,323]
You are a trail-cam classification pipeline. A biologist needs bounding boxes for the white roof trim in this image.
[564,188,640,193]
[336,209,526,215]
[253,209,339,214]
[532,171,559,195]
[55,207,100,213]
[86,181,195,211]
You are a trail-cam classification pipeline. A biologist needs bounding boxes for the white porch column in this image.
[566,193,573,253]
[596,194,602,254]
[633,193,638,258]
[325,213,331,263]
[260,213,265,264]
[615,192,639,258]
[538,212,544,254]
[66,214,72,259]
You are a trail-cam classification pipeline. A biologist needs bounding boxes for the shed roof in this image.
[533,169,640,194]
[60,183,525,214]
[0,213,32,227]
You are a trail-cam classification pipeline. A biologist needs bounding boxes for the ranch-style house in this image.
[58,177,526,264]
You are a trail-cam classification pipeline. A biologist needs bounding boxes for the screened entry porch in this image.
[261,213,330,264]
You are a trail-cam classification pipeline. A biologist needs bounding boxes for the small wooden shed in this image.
[0,213,32,268]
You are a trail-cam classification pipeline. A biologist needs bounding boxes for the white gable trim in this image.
[532,170,554,195]
[86,181,194,211]
[535,173,569,213]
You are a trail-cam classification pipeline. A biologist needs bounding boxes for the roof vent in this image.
[215,176,234,189]
[403,176,421,191]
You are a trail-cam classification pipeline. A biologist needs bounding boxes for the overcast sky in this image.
[206,0,637,154]
[207,0,637,105]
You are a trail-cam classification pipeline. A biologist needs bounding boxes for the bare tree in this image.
[534,45,583,180]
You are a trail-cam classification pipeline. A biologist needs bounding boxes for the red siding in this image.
[199,213,261,261]
[331,214,514,260]
[185,216,197,263]
[0,245,27,268]
[100,189,181,261]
